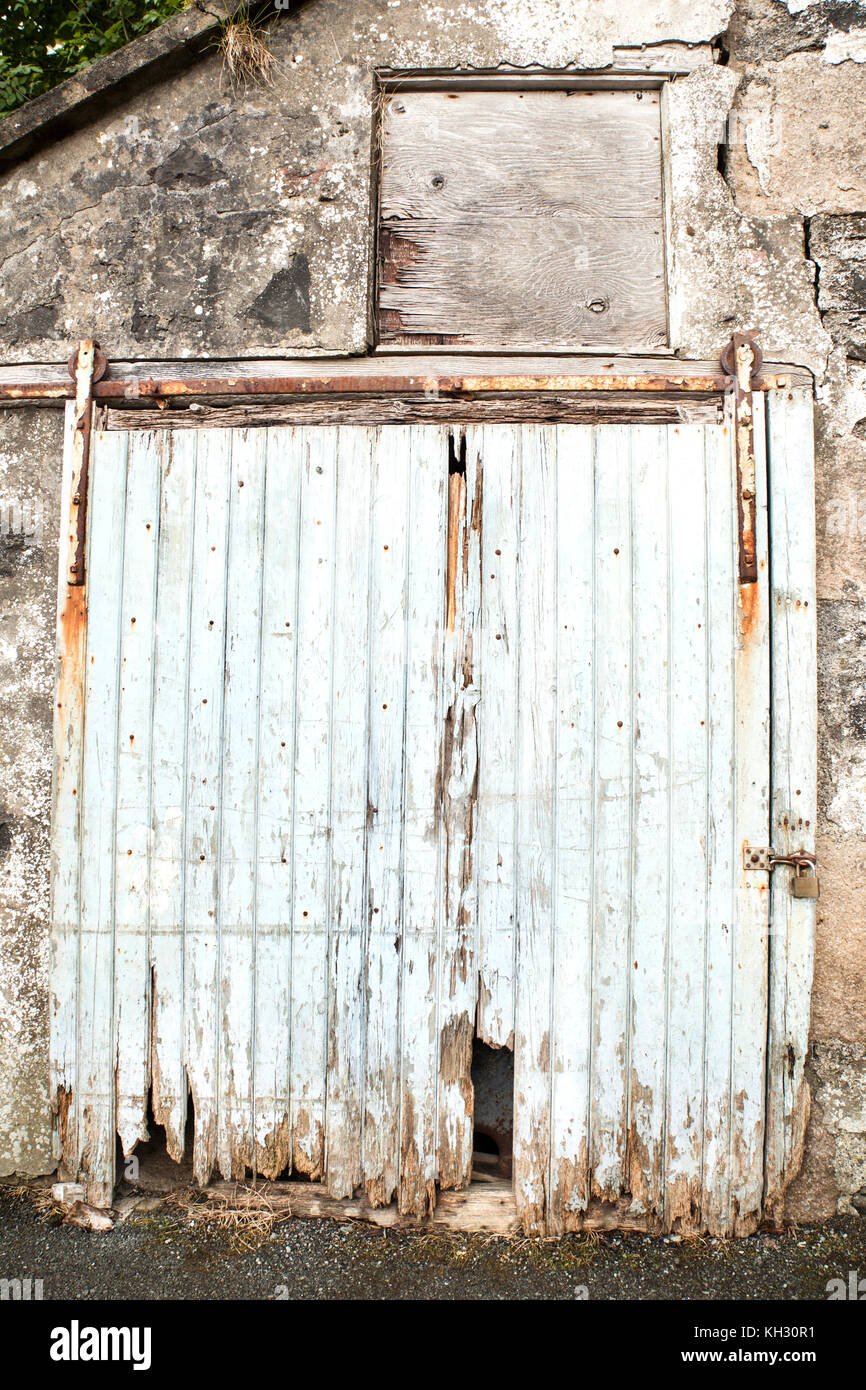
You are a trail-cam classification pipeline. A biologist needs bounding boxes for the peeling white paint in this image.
[823,28,866,64]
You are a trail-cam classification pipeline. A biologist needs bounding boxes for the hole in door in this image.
[471,1040,513,1180]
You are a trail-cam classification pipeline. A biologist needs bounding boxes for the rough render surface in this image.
[720,11,866,1221]
[0,0,865,1222]
[0,407,61,1175]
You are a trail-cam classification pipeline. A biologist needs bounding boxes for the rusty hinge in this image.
[721,332,762,586]
[65,341,107,586]
[743,844,819,898]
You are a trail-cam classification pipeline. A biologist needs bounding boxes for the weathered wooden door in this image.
[50,398,816,1234]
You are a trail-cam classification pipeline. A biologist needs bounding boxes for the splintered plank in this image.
[548,425,594,1231]
[184,429,232,1185]
[701,419,738,1233]
[474,424,519,1050]
[627,425,671,1221]
[149,431,196,1161]
[50,403,87,1178]
[113,432,161,1159]
[398,426,447,1215]
[663,425,710,1231]
[77,427,128,1205]
[253,428,302,1179]
[290,428,338,1179]
[588,425,633,1203]
[437,432,481,1195]
[217,429,266,1179]
[764,389,817,1218]
[378,90,667,350]
[730,400,772,1234]
[363,426,410,1206]
[324,427,372,1199]
[513,425,557,1234]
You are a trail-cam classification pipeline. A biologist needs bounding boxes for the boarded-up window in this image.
[377,88,668,352]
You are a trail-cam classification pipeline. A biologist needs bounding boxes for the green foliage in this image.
[0,0,190,116]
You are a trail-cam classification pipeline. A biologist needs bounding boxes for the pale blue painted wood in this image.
[50,405,811,1234]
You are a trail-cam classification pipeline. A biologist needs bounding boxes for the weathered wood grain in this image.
[588,426,633,1205]
[548,425,595,1231]
[149,430,195,1162]
[289,428,338,1179]
[399,428,447,1216]
[512,425,557,1234]
[701,419,738,1234]
[437,435,480,1193]
[378,90,667,350]
[362,427,410,1206]
[729,399,772,1235]
[626,425,669,1222]
[764,389,818,1222]
[113,431,160,1159]
[217,429,266,1179]
[49,402,87,1179]
[184,429,232,1185]
[253,428,301,1179]
[76,428,128,1206]
[324,427,372,1199]
[102,395,723,431]
[474,424,520,1049]
[663,425,710,1232]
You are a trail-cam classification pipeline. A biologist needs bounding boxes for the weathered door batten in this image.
[50,401,817,1234]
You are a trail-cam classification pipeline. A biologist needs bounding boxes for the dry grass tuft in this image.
[164,1184,293,1251]
[220,8,277,91]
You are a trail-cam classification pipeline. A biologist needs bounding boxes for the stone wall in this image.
[0,0,864,1218]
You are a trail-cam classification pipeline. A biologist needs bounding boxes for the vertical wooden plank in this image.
[149,431,196,1161]
[701,418,738,1234]
[290,427,338,1179]
[475,424,520,1050]
[663,424,709,1231]
[76,427,128,1204]
[625,424,670,1222]
[729,398,772,1234]
[363,426,410,1206]
[184,428,231,1185]
[113,432,160,1159]
[764,388,818,1220]
[325,427,372,1199]
[437,430,481,1195]
[588,424,633,1203]
[217,429,265,1179]
[399,425,448,1215]
[513,424,557,1233]
[548,424,594,1231]
[253,427,302,1179]
[49,402,87,1178]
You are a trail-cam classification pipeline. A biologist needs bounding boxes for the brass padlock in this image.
[792,863,819,899]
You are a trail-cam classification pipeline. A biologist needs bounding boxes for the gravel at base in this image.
[1,1186,864,1301]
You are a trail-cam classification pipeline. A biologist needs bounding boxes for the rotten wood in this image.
[99,393,724,430]
[208,1178,674,1235]
[67,340,97,585]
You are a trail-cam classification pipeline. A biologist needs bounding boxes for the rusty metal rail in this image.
[0,348,811,403]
